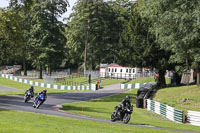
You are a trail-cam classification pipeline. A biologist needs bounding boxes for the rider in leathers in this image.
[25,85,34,98]
[116,96,131,119]
[33,89,47,107]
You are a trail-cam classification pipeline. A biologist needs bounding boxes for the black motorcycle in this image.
[110,104,133,124]
[24,90,33,103]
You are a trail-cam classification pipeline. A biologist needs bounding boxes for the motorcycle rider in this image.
[116,96,131,119]
[33,89,47,107]
[25,85,34,98]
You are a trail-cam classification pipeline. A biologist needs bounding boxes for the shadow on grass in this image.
[62,105,111,114]
[96,92,137,105]
[0,108,8,111]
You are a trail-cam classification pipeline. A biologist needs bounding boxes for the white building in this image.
[100,63,140,79]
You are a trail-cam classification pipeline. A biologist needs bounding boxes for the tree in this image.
[0,9,23,65]
[8,0,35,76]
[65,0,133,71]
[118,1,175,87]
[26,0,68,78]
[140,0,200,86]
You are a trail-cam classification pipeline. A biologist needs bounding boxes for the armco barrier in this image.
[187,110,200,126]
[0,74,96,91]
[147,99,184,123]
[120,83,146,89]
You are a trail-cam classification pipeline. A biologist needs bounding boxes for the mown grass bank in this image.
[0,77,76,95]
[29,77,126,87]
[126,77,171,84]
[0,108,174,133]
[62,89,200,132]
[154,85,200,112]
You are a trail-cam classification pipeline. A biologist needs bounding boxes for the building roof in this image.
[100,63,121,68]
[107,63,120,67]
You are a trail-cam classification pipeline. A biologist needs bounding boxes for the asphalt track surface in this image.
[0,84,199,133]
[0,85,22,91]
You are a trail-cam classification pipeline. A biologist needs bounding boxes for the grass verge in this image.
[0,77,77,95]
[154,85,200,112]
[126,77,171,84]
[0,108,174,133]
[62,89,200,132]
[27,77,126,88]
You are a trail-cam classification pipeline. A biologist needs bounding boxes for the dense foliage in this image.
[0,0,200,86]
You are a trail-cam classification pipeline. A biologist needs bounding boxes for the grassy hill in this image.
[153,85,200,112]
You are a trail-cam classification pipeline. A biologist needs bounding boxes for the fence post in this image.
[143,99,147,109]
[182,111,186,123]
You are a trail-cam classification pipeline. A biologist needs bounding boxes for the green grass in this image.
[126,77,156,84]
[28,78,43,83]
[62,89,200,132]
[0,76,126,95]
[28,77,126,87]
[100,78,127,88]
[154,85,200,112]
[0,77,77,95]
[0,108,175,133]
[126,77,171,84]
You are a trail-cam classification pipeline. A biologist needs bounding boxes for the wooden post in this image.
[182,111,186,123]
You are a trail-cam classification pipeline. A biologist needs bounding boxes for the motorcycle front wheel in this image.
[24,96,30,103]
[36,101,42,109]
[123,113,131,124]
[110,112,116,122]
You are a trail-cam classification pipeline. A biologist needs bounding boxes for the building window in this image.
[126,69,128,73]
[120,69,122,73]
[115,68,117,72]
[109,68,110,72]
[133,69,135,73]
[129,69,131,73]
[112,68,114,72]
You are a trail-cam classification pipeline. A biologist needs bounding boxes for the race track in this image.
[0,84,198,133]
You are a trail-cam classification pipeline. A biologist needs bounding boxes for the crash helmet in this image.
[125,95,130,101]
[31,85,34,89]
[43,89,47,93]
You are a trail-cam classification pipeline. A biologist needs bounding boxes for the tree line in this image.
[0,0,200,87]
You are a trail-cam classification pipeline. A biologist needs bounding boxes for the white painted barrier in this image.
[147,99,184,123]
[187,110,200,126]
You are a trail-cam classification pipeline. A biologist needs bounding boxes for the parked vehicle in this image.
[110,104,133,124]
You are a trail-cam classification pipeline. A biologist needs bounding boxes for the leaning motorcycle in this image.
[33,94,45,109]
[110,105,133,124]
[24,90,32,103]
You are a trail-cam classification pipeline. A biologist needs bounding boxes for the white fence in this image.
[120,83,146,89]
[0,74,97,91]
[146,99,184,123]
[187,110,200,126]
[100,72,154,79]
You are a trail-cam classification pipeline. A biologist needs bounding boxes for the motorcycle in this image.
[24,90,33,103]
[110,104,133,124]
[33,94,45,109]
